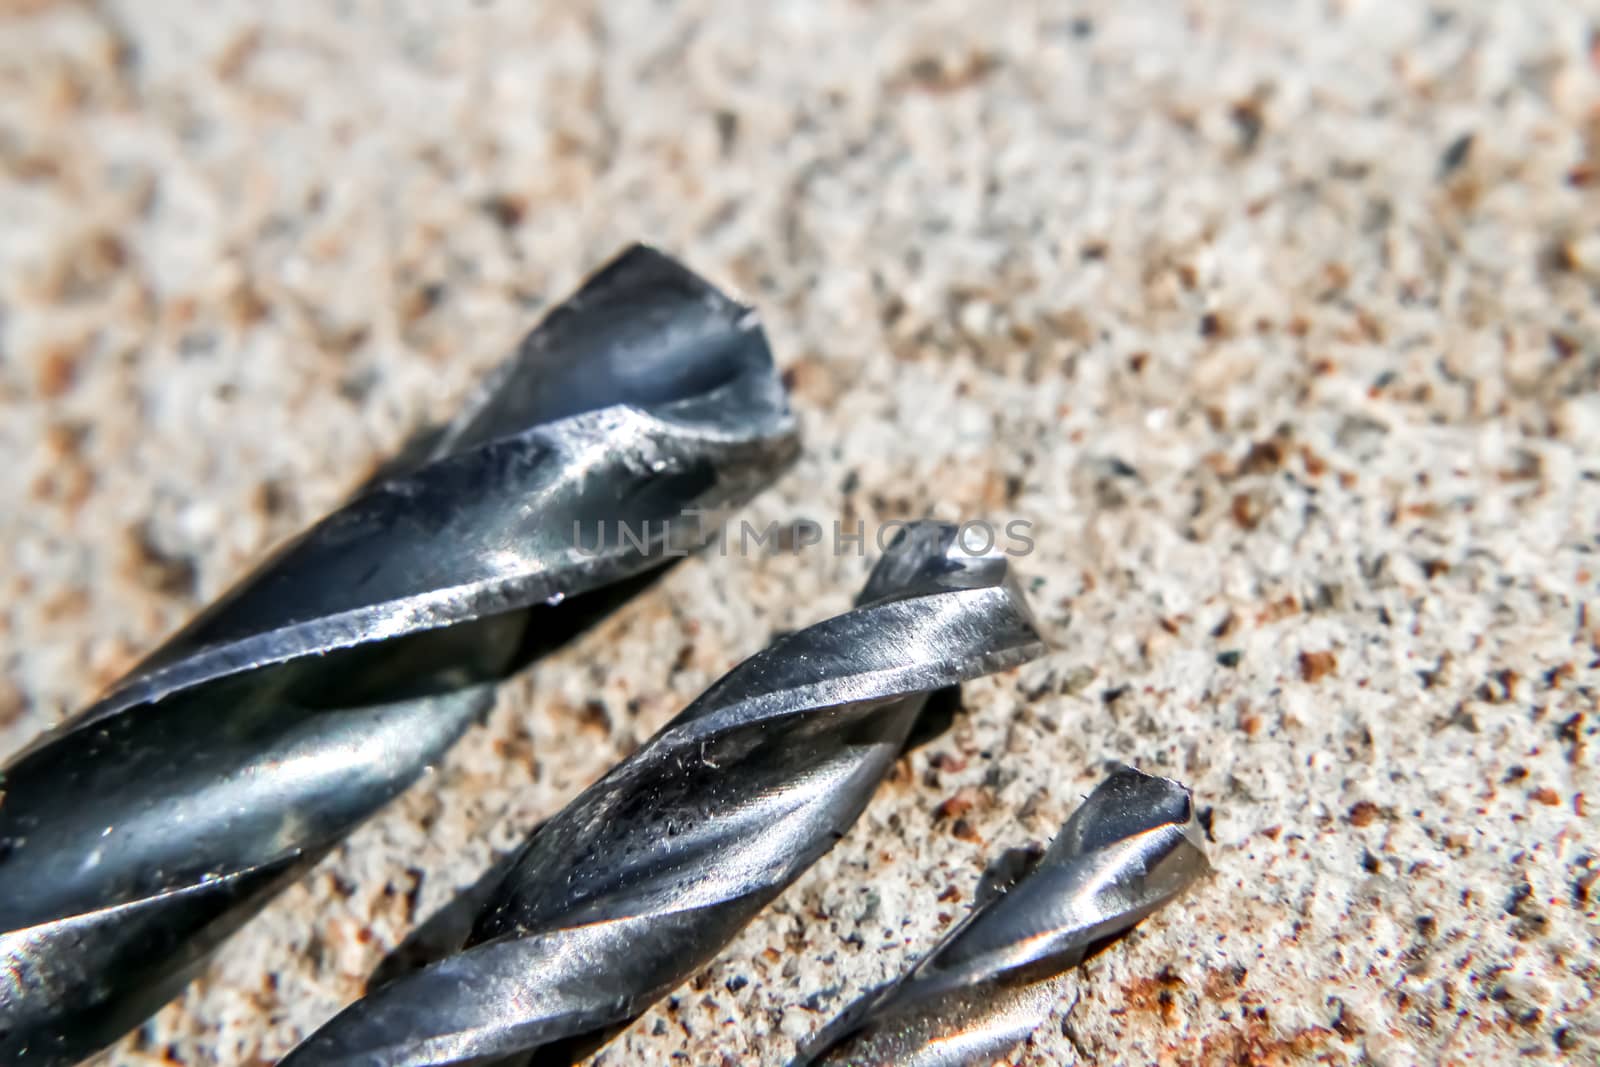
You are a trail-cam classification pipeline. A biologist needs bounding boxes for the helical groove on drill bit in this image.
[282,520,1053,1066]
[0,245,799,1066]
[794,766,1208,1067]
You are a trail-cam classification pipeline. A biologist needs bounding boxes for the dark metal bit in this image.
[0,245,798,1066]
[794,766,1209,1067]
[281,520,1053,1066]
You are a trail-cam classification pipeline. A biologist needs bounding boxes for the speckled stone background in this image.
[3,0,1598,1063]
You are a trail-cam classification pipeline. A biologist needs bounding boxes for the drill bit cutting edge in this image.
[281,520,1053,1066]
[0,246,799,1065]
[793,766,1209,1067]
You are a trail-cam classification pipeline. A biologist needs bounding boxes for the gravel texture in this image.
[3,1,1598,1063]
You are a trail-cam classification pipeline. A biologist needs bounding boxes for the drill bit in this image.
[0,245,798,1066]
[281,520,1052,1066]
[794,766,1208,1067]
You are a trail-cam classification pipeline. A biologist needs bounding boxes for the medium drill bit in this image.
[0,246,798,1066]
[794,766,1208,1067]
[282,520,1052,1066]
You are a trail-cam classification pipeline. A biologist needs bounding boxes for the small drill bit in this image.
[0,246,798,1066]
[282,520,1052,1066]
[794,766,1208,1067]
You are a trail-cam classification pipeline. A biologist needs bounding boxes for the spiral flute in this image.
[282,521,1052,1065]
[0,246,798,1065]
[794,766,1209,1067]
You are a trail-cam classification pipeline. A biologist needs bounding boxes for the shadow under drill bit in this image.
[355,563,677,984]
[367,838,536,995]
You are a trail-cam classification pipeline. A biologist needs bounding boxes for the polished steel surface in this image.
[795,766,1209,1067]
[282,521,1052,1066]
[0,245,798,1066]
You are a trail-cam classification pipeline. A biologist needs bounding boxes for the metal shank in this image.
[0,246,798,1066]
[283,521,1052,1066]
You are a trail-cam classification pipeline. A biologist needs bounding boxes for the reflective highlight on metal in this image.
[282,521,1051,1066]
[0,245,798,1066]
[795,767,1208,1067]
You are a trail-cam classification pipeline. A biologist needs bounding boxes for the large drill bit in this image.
[281,520,1052,1066]
[793,766,1209,1066]
[0,245,798,1066]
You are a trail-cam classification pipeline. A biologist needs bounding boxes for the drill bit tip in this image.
[795,765,1208,1067]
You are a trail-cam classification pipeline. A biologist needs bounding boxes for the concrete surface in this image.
[2,0,1597,1063]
